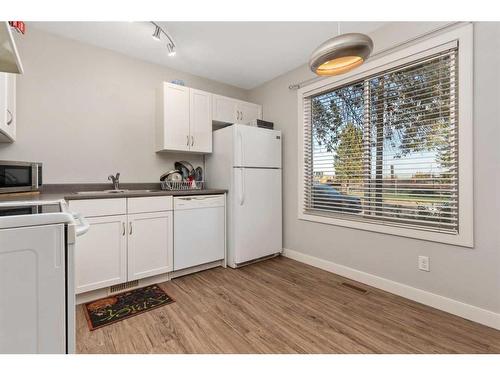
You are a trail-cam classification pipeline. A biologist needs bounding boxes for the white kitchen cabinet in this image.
[68,197,127,218]
[212,94,238,123]
[70,196,174,294]
[157,82,190,152]
[0,72,16,142]
[190,88,212,153]
[212,94,262,125]
[238,101,262,124]
[157,82,212,153]
[74,215,127,294]
[127,211,173,281]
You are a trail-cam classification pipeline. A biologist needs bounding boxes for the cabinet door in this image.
[127,211,173,281]
[0,73,15,142]
[75,215,127,294]
[190,88,212,153]
[238,101,262,124]
[212,94,237,124]
[0,225,66,353]
[162,82,190,151]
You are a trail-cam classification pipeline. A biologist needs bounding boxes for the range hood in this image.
[0,22,23,74]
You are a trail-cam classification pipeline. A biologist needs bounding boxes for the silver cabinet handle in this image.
[6,109,13,126]
[122,222,126,236]
[129,222,133,235]
[191,135,194,146]
[186,135,189,146]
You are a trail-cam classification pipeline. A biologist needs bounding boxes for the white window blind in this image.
[303,48,458,234]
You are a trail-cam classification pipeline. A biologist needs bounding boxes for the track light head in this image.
[152,26,161,41]
[167,44,176,57]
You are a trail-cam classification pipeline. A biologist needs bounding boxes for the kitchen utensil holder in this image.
[161,180,204,191]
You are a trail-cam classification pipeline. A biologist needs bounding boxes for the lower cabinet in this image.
[127,211,173,281]
[71,194,225,295]
[70,197,173,295]
[74,215,127,294]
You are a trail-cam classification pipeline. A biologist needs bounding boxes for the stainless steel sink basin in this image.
[75,189,128,195]
[75,189,160,195]
[127,189,162,193]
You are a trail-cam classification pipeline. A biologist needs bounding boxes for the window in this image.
[298,25,473,246]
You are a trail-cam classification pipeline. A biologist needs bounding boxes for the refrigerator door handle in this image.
[239,168,245,206]
[238,130,244,166]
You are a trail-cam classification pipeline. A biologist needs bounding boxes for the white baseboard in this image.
[282,248,500,330]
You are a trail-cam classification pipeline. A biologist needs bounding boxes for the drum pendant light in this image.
[309,23,373,76]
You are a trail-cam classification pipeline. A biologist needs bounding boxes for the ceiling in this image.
[31,22,386,89]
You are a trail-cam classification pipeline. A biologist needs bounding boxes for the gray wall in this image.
[0,27,249,183]
[249,22,500,313]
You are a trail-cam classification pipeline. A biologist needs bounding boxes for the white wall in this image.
[249,22,500,314]
[0,27,249,183]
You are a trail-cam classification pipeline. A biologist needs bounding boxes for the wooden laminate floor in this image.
[76,256,500,353]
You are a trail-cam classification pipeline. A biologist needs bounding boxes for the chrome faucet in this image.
[108,173,120,190]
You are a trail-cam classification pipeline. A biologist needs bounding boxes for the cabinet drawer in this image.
[68,198,126,217]
[127,196,173,214]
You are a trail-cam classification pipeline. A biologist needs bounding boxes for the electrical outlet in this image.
[418,256,430,272]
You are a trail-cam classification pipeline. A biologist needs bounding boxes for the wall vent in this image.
[340,282,369,294]
[108,280,139,295]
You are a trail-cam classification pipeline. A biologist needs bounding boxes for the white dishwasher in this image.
[173,195,225,271]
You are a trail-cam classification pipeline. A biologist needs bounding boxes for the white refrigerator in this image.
[206,124,282,268]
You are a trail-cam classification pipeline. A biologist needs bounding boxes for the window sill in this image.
[298,211,473,248]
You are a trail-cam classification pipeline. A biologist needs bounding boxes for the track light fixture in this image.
[150,22,176,57]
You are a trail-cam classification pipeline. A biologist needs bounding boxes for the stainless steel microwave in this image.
[0,161,43,193]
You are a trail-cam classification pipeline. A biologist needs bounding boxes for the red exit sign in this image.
[9,21,26,34]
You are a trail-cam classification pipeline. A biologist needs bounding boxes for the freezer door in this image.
[232,168,282,265]
[233,125,281,168]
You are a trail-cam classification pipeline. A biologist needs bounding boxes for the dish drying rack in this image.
[161,180,204,191]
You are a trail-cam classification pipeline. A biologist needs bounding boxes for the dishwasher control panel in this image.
[174,194,225,210]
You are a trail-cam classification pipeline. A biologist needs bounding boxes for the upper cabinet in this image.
[0,73,16,142]
[212,94,262,125]
[0,22,23,74]
[157,82,263,154]
[238,101,262,124]
[157,82,212,153]
[190,88,213,153]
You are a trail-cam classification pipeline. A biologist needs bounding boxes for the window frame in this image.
[297,24,473,247]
